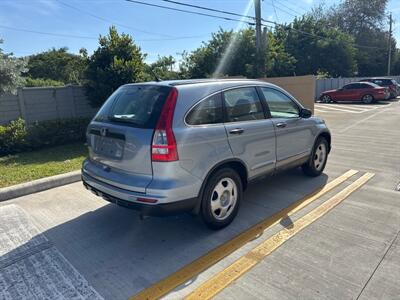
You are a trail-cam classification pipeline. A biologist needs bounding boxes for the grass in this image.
[0,142,88,188]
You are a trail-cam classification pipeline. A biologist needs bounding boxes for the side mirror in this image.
[300,108,312,118]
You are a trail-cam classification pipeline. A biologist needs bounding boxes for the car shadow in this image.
[4,168,328,300]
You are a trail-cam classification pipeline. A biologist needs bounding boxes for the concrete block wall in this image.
[260,75,316,113]
[0,86,99,125]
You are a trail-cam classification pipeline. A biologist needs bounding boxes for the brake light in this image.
[151,88,179,162]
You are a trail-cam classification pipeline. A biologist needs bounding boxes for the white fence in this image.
[315,76,400,100]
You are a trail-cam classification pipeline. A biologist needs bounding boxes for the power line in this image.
[160,0,256,21]
[269,2,297,18]
[55,0,174,38]
[124,0,386,50]
[0,24,208,42]
[270,0,280,22]
[277,0,308,13]
[124,0,256,25]
[274,0,303,16]
[0,25,98,40]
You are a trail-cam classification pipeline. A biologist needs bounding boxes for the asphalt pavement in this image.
[0,99,399,300]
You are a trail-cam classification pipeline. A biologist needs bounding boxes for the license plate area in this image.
[94,136,125,159]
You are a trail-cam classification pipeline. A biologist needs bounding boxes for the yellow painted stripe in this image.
[186,172,374,300]
[129,169,358,300]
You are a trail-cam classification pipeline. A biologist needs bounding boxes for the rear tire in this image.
[302,137,329,177]
[320,95,332,103]
[201,168,242,230]
[362,94,374,104]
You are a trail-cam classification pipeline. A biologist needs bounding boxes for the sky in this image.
[1,0,400,63]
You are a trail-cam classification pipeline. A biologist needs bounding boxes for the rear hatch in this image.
[86,84,172,191]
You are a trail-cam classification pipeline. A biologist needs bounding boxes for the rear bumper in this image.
[82,171,198,216]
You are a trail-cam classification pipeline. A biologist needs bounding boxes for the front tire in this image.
[201,168,242,230]
[302,137,329,177]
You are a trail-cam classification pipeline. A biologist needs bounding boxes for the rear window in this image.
[94,85,171,128]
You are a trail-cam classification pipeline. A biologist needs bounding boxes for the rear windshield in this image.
[94,85,171,128]
[371,79,394,86]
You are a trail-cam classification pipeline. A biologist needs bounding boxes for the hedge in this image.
[0,118,90,156]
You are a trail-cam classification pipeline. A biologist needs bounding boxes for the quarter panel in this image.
[173,124,234,181]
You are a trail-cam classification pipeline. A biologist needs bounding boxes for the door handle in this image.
[229,128,244,135]
[276,122,287,128]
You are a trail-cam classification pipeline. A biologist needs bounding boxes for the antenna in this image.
[150,68,162,82]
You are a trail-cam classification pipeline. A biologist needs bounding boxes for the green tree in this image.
[0,40,27,94]
[84,26,146,107]
[181,28,295,79]
[317,0,392,76]
[275,16,357,77]
[146,55,180,80]
[26,47,87,84]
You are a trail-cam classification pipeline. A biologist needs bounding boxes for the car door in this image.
[223,87,276,179]
[341,83,360,101]
[259,87,314,168]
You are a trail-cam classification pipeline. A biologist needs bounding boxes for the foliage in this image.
[181,28,296,79]
[0,142,87,188]
[26,47,87,84]
[0,40,27,95]
[24,77,65,87]
[311,0,392,76]
[146,55,180,80]
[0,118,90,156]
[274,16,357,77]
[84,26,146,107]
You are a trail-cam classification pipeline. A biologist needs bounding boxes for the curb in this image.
[0,170,81,202]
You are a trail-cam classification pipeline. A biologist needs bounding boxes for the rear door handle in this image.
[229,128,244,135]
[276,122,287,128]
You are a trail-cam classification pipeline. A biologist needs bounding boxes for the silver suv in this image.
[82,79,331,229]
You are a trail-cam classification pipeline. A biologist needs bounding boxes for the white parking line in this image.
[315,105,366,113]
[315,102,393,114]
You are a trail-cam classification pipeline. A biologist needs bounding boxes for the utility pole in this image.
[254,0,262,51]
[388,12,392,76]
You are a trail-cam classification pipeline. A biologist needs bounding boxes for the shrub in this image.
[0,118,90,156]
[24,77,65,87]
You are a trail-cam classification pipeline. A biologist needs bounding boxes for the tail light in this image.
[376,88,385,94]
[151,88,179,162]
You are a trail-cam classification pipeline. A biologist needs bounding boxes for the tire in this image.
[362,94,374,104]
[302,137,329,177]
[201,168,243,230]
[320,95,332,103]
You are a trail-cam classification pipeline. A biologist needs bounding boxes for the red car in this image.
[360,78,398,99]
[320,82,387,104]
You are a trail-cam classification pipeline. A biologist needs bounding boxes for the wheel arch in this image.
[191,158,248,215]
[316,131,331,153]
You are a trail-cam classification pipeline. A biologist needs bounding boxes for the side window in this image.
[343,84,356,90]
[223,87,265,122]
[186,93,223,125]
[261,87,299,118]
[360,83,371,89]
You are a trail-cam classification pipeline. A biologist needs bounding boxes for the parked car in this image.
[319,82,387,104]
[82,79,331,229]
[360,78,399,99]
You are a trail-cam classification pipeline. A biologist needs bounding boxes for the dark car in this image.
[360,78,398,99]
[319,82,387,104]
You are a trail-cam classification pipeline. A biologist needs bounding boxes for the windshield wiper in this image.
[108,115,141,127]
